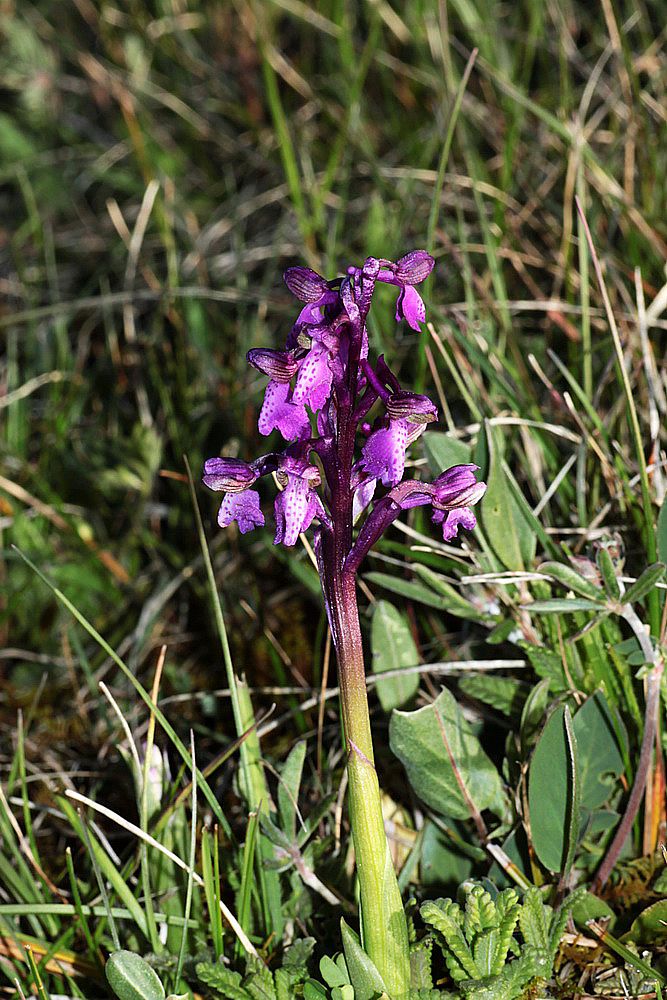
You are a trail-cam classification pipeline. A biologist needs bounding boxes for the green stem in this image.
[329,567,410,997]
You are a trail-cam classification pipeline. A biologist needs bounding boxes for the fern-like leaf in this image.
[409,937,433,990]
[196,962,249,1000]
[245,957,276,1000]
[472,928,498,978]
[421,900,478,981]
[518,888,549,952]
[463,886,496,940]
[547,886,586,960]
[490,890,520,975]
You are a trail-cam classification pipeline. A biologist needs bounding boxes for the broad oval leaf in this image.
[106,952,165,1000]
[424,431,472,476]
[624,899,667,944]
[572,691,626,811]
[389,688,506,821]
[528,706,573,873]
[477,422,535,572]
[371,600,420,711]
[571,891,616,930]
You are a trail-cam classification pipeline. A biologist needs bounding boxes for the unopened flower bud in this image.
[203,457,256,493]
[284,266,330,302]
[247,348,299,383]
[395,250,435,285]
[386,390,438,424]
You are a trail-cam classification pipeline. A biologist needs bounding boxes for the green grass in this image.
[1,1,667,997]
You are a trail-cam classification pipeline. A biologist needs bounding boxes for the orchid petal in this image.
[274,474,312,546]
[395,250,435,285]
[203,457,256,493]
[218,491,264,533]
[258,380,310,442]
[395,284,426,331]
[353,478,376,522]
[284,266,329,302]
[433,506,478,541]
[360,419,409,487]
[292,341,333,411]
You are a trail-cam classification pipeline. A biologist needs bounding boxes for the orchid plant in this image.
[203,251,486,996]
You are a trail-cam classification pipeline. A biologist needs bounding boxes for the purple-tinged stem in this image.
[318,532,410,995]
[313,280,410,994]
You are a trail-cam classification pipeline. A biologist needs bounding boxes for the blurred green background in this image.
[1,0,666,745]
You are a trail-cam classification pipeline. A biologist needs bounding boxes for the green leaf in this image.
[571,892,616,929]
[477,422,535,572]
[371,600,420,711]
[419,820,475,887]
[365,572,451,609]
[519,644,567,692]
[424,432,472,476]
[409,937,434,990]
[624,899,667,944]
[196,963,248,1000]
[528,706,573,873]
[333,988,355,1000]
[572,692,626,810]
[561,706,580,882]
[517,888,549,953]
[537,562,604,600]
[597,547,621,600]
[657,502,667,564]
[519,677,552,750]
[340,919,388,1000]
[524,598,603,613]
[106,952,166,1000]
[529,693,625,874]
[413,565,489,620]
[389,688,506,822]
[245,957,277,1000]
[283,938,316,971]
[320,956,349,989]
[278,741,306,840]
[622,562,666,606]
[458,675,524,717]
[303,982,328,1000]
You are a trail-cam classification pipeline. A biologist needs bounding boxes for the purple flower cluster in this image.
[203,251,486,567]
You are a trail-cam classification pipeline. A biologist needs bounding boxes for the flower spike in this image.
[203,247,484,995]
[205,249,483,551]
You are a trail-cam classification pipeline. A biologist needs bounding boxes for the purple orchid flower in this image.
[203,249,485,991]
[202,458,265,531]
[393,250,434,330]
[204,250,484,557]
[284,266,341,330]
[430,465,487,541]
[359,391,438,487]
[273,455,326,546]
